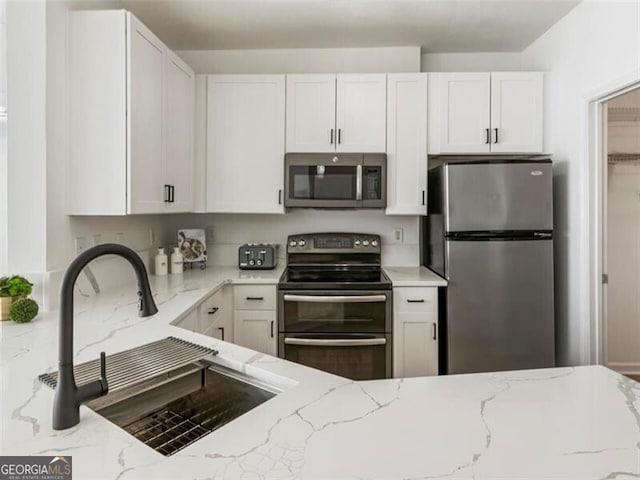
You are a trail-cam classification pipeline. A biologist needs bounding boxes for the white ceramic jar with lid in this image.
[170,247,184,274]
[155,248,168,276]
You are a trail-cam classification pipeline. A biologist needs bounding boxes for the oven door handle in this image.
[356,164,363,201]
[284,337,387,347]
[283,294,387,303]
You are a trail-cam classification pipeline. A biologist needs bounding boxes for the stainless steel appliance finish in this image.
[239,243,279,270]
[89,361,280,457]
[284,153,386,208]
[278,233,392,380]
[425,157,555,375]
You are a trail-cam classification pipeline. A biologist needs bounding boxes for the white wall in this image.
[177,47,421,74]
[168,211,419,267]
[521,0,640,367]
[0,0,7,275]
[420,52,523,72]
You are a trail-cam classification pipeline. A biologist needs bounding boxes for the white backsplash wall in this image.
[167,211,420,267]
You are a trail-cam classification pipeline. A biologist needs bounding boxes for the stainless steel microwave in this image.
[284,153,386,208]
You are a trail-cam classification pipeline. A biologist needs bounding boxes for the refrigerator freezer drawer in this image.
[445,238,554,374]
[444,162,553,232]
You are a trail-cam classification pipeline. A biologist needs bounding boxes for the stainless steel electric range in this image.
[277,233,392,380]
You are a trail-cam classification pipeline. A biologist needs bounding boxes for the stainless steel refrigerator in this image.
[423,157,555,374]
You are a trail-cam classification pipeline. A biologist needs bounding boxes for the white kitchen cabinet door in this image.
[286,75,336,152]
[433,73,491,154]
[490,72,543,153]
[206,75,286,214]
[165,51,195,212]
[234,310,277,356]
[386,74,428,215]
[127,14,167,214]
[198,286,232,340]
[393,312,438,378]
[336,74,387,153]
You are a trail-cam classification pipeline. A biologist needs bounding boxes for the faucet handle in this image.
[99,351,109,395]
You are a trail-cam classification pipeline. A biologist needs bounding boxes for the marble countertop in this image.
[384,266,448,287]
[1,266,639,479]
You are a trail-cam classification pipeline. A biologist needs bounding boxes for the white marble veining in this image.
[1,266,639,479]
[384,266,448,287]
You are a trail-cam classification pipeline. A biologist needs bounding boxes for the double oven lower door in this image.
[278,290,392,380]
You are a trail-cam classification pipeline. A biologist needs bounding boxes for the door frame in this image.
[587,72,640,366]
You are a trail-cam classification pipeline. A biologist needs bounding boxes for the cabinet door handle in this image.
[246,296,264,301]
[338,128,342,144]
[407,299,425,303]
[208,307,219,315]
[170,185,175,203]
[432,323,437,340]
[330,128,334,145]
[164,184,171,203]
[494,128,499,144]
[278,189,282,205]
[270,320,274,338]
[485,128,490,144]
[422,190,426,206]
[218,327,224,341]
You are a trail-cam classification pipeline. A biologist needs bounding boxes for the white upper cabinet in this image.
[285,74,386,153]
[336,74,387,152]
[67,11,195,215]
[428,72,543,154]
[490,72,543,153]
[165,51,195,213]
[206,75,286,214]
[286,75,336,152]
[386,73,428,215]
[127,15,166,214]
[430,73,491,154]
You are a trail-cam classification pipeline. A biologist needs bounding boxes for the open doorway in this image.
[602,86,640,380]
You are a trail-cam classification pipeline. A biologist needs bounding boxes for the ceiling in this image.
[121,0,581,52]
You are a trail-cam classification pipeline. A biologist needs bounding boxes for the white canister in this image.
[171,247,184,274]
[155,248,168,276]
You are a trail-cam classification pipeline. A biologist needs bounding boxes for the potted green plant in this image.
[0,275,34,321]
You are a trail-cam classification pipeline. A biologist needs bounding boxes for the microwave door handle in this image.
[284,338,386,347]
[356,164,362,201]
[283,294,387,303]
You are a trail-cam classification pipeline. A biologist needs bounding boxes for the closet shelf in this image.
[608,153,640,164]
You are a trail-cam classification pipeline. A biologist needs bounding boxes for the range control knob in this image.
[289,240,297,247]
[372,240,379,247]
[298,240,306,247]
[355,240,361,246]
[362,240,370,247]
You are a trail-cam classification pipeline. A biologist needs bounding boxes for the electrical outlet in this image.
[74,236,86,255]
[393,227,404,244]
[92,234,102,247]
[115,232,125,244]
[149,229,156,246]
[206,226,215,243]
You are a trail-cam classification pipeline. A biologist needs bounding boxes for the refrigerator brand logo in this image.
[530,170,544,176]
[0,456,72,480]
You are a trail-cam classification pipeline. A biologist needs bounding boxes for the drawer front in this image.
[234,285,277,310]
[198,287,230,333]
[394,287,438,313]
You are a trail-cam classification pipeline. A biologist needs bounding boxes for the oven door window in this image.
[281,292,389,333]
[280,334,390,380]
[289,165,357,200]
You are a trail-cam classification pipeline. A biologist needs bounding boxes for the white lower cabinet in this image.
[198,286,232,341]
[233,285,278,356]
[393,287,439,378]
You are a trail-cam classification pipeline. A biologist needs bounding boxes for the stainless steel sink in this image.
[88,361,280,456]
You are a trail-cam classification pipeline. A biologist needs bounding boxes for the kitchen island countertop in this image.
[1,266,639,479]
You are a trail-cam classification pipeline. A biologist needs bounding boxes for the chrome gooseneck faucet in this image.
[53,243,158,430]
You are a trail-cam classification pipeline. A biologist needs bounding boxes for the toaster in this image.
[238,244,278,270]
